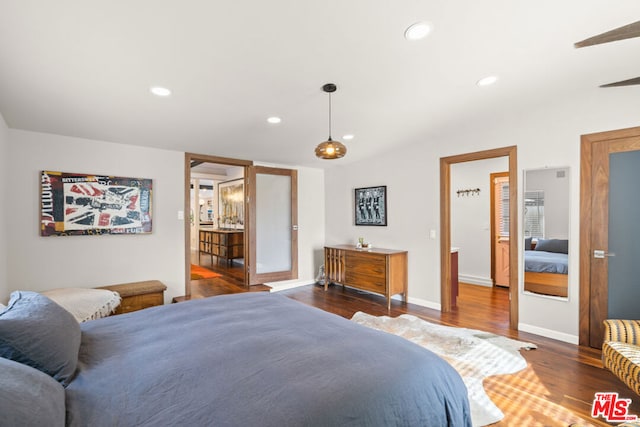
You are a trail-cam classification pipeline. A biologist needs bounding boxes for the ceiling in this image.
[1,1,640,168]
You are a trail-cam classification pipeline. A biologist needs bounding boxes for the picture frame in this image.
[354,185,387,226]
[218,178,244,229]
[40,170,152,236]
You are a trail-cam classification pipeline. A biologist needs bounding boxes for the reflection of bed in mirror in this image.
[524,238,568,298]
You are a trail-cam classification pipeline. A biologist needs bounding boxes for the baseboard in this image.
[267,279,315,292]
[518,323,579,345]
[405,295,441,311]
[458,274,494,287]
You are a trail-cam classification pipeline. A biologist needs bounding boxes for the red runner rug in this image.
[190,264,222,280]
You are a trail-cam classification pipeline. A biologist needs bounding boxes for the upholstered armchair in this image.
[602,319,640,396]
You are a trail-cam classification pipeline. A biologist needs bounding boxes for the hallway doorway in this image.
[184,153,252,298]
[440,146,519,329]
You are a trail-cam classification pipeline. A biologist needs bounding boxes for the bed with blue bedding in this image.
[0,290,471,427]
[524,250,568,274]
[524,238,569,297]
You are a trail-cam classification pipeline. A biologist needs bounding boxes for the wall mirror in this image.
[523,167,570,299]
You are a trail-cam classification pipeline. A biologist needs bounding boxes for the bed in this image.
[524,238,569,298]
[1,290,471,426]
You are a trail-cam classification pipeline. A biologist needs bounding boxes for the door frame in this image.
[579,126,640,347]
[440,146,518,329]
[184,153,253,297]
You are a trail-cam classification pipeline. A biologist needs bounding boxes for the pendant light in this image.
[315,83,347,159]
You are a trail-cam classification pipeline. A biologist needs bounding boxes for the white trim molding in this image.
[458,274,494,287]
[405,295,441,311]
[267,279,316,292]
[519,323,578,345]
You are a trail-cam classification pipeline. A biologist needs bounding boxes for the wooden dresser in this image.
[324,245,408,309]
[96,280,166,314]
[199,229,244,265]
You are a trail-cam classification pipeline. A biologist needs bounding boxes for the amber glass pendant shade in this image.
[315,138,347,159]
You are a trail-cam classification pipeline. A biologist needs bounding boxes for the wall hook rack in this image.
[456,188,481,197]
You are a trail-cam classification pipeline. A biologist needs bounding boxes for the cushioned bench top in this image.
[95,280,166,298]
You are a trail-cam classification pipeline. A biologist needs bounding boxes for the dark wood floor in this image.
[187,275,638,426]
[185,253,269,300]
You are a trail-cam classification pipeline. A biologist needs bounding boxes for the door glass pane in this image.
[499,182,510,236]
[608,151,640,318]
[256,173,291,274]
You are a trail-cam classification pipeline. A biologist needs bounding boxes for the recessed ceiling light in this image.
[404,22,432,41]
[267,116,282,124]
[150,86,171,97]
[476,76,498,87]
[343,134,354,140]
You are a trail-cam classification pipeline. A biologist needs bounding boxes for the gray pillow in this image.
[0,357,65,426]
[0,291,81,386]
[524,237,532,250]
[534,238,569,254]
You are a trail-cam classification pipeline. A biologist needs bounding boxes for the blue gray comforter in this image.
[66,292,471,426]
[524,250,568,274]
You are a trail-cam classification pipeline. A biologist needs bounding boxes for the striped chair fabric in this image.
[602,319,640,396]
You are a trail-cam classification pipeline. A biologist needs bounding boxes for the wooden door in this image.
[580,126,640,348]
[492,173,510,287]
[247,166,298,285]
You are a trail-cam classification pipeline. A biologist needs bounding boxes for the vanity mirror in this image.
[523,167,570,299]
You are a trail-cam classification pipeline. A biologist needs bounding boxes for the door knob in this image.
[594,250,616,258]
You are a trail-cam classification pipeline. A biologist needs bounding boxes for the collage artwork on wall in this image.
[40,170,152,236]
[355,185,387,226]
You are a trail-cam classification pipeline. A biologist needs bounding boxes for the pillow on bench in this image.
[41,288,121,323]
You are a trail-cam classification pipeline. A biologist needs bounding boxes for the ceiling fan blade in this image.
[575,20,640,48]
[600,76,640,88]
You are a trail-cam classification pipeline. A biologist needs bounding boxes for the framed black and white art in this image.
[354,185,387,226]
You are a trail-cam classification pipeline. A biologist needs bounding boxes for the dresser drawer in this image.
[345,272,386,293]
[345,253,386,278]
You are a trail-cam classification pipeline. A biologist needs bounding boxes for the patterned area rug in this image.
[351,312,536,427]
[190,264,222,280]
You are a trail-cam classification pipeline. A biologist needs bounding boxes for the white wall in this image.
[524,167,570,239]
[325,87,640,343]
[0,113,8,302]
[296,167,326,283]
[3,131,325,302]
[7,130,186,303]
[451,157,509,286]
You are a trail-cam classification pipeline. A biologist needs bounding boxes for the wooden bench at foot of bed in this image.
[95,280,167,314]
[524,272,568,298]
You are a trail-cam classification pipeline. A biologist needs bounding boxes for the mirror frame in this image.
[522,167,570,300]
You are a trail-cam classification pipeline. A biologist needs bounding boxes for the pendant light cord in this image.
[328,92,332,140]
